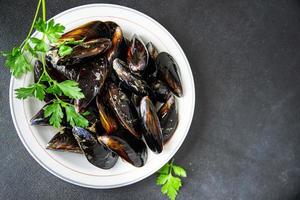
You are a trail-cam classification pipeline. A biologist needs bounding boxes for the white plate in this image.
[9,4,195,188]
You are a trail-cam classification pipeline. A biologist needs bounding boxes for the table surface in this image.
[1,0,300,199]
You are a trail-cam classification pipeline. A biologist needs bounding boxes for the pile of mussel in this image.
[31,21,183,169]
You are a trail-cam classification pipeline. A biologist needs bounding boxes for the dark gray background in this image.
[1,0,300,199]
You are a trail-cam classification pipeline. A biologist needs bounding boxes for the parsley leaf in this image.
[35,18,65,43]
[56,80,84,99]
[30,37,49,52]
[172,165,187,177]
[2,47,32,78]
[58,45,73,57]
[64,105,89,128]
[44,100,64,128]
[156,160,187,200]
[15,83,46,101]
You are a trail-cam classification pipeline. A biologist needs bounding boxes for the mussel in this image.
[106,25,124,64]
[156,52,183,97]
[113,58,150,96]
[106,82,141,139]
[46,127,82,153]
[74,57,109,112]
[34,60,43,83]
[140,96,163,153]
[149,78,171,102]
[143,42,158,77]
[46,51,80,80]
[96,95,118,134]
[157,95,178,144]
[72,127,118,169]
[57,38,112,66]
[98,129,147,167]
[59,21,111,42]
[127,35,149,72]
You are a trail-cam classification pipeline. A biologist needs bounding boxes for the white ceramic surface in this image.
[9,4,195,188]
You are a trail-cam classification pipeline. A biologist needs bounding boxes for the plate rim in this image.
[9,3,195,188]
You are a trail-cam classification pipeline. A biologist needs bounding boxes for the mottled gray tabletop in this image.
[1,0,300,199]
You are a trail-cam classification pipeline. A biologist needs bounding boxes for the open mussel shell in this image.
[106,82,141,139]
[146,42,159,61]
[72,127,118,169]
[57,38,112,66]
[46,127,82,153]
[156,52,183,97]
[96,95,118,134]
[59,21,111,42]
[97,129,147,167]
[113,58,150,96]
[149,78,171,102]
[140,96,163,153]
[127,34,149,72]
[74,57,109,112]
[158,94,178,144]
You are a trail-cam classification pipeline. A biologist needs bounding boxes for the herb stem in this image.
[42,0,46,21]
[20,0,42,48]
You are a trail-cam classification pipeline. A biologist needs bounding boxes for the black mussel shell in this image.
[131,93,142,109]
[127,35,149,72]
[46,52,80,80]
[46,127,82,153]
[113,58,150,96]
[157,95,178,144]
[96,95,118,134]
[30,101,66,126]
[57,38,112,66]
[149,78,171,102]
[74,57,109,112]
[140,96,163,153]
[143,42,159,77]
[98,129,147,167]
[80,100,99,126]
[106,26,124,64]
[156,52,183,97]
[106,82,141,139]
[72,127,118,169]
[34,60,43,83]
[59,21,111,42]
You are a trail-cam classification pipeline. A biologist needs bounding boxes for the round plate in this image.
[9,4,195,188]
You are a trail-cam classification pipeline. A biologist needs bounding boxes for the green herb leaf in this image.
[56,80,84,99]
[2,47,32,78]
[30,37,49,52]
[156,160,187,200]
[46,83,62,96]
[44,100,64,128]
[64,105,89,128]
[58,45,73,57]
[172,165,187,177]
[81,111,91,116]
[35,18,65,43]
[15,83,46,101]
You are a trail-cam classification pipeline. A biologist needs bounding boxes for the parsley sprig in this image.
[157,159,187,200]
[2,0,88,129]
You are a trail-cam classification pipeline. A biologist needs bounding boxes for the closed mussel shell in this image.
[74,57,109,112]
[96,95,118,134]
[113,58,149,96]
[157,94,178,144]
[72,127,118,169]
[156,52,183,97]
[59,21,111,42]
[106,82,142,139]
[140,96,163,153]
[46,127,82,153]
[97,129,147,167]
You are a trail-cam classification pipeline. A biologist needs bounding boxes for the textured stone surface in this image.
[1,0,300,199]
